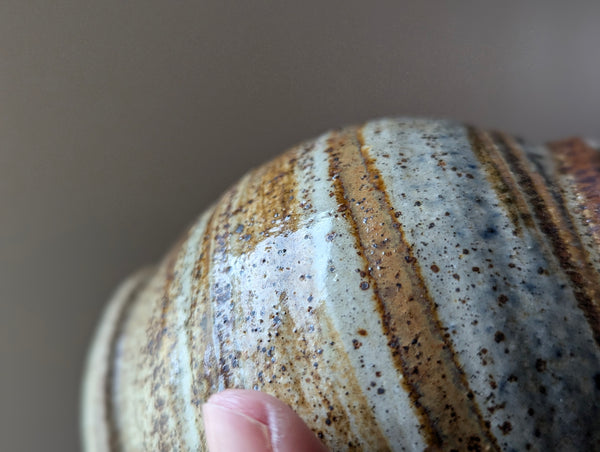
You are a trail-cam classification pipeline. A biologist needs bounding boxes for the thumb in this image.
[202,389,329,452]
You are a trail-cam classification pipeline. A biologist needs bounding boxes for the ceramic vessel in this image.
[82,118,600,451]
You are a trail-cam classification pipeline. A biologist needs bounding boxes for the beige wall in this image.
[1,1,599,450]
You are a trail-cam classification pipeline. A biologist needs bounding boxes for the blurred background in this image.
[1,1,599,450]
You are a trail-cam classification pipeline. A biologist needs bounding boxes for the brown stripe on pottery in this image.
[327,127,500,450]
[493,132,600,347]
[467,127,535,235]
[549,138,600,251]
[104,272,152,451]
[226,148,302,257]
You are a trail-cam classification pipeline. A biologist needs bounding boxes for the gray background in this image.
[1,1,599,450]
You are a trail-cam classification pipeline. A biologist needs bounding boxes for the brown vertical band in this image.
[327,127,499,451]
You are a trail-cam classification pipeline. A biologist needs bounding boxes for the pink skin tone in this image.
[203,389,329,452]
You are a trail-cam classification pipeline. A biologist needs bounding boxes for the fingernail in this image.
[202,402,273,452]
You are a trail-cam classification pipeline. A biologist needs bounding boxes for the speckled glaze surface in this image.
[82,118,600,451]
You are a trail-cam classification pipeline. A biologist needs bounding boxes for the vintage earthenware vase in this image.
[83,118,600,451]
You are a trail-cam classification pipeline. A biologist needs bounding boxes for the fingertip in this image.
[202,401,272,452]
[202,389,328,452]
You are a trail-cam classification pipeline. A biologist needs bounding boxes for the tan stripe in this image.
[327,126,500,450]
[467,127,535,235]
[493,132,600,347]
[226,148,302,257]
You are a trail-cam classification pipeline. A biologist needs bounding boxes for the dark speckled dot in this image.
[377,387,385,395]
[498,421,512,435]
[535,359,547,372]
[481,226,498,239]
[359,281,369,290]
[494,331,505,343]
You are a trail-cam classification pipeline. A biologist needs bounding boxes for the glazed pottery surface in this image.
[83,118,600,451]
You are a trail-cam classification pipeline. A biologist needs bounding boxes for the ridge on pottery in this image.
[82,117,600,451]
